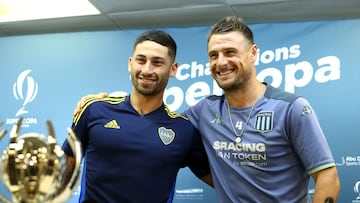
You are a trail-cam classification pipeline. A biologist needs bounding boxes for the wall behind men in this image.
[0,18,359,202]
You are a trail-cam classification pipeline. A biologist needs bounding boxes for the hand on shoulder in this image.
[73,92,108,116]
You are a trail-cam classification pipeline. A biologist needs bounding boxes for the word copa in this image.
[164,45,340,111]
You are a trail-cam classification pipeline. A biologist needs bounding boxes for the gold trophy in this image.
[0,118,82,203]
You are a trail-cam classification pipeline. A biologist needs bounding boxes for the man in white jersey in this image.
[75,17,340,202]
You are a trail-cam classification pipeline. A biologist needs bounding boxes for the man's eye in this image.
[226,50,236,55]
[153,60,164,65]
[136,58,146,63]
[209,54,217,59]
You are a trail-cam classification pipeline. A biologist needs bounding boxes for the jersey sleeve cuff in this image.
[308,162,336,175]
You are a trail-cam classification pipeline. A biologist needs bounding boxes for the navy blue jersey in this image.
[62,96,209,203]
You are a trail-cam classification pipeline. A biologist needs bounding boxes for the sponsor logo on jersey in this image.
[301,105,312,116]
[210,114,222,124]
[104,120,121,129]
[158,127,175,145]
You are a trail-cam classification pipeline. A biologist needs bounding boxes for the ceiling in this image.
[0,0,359,36]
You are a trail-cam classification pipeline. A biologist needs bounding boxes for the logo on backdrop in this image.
[308,188,314,202]
[6,69,38,127]
[13,69,38,117]
[175,188,204,200]
[352,181,360,202]
[336,156,360,166]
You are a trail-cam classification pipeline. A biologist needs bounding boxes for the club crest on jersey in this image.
[254,111,273,133]
[158,127,175,145]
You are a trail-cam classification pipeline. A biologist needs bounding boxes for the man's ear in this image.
[128,57,133,73]
[249,44,258,62]
[169,62,178,77]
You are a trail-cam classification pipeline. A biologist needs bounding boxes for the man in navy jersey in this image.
[75,17,340,202]
[62,30,212,203]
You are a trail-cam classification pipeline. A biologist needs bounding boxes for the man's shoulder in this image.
[74,96,127,124]
[265,85,300,103]
[186,95,224,113]
[198,94,225,106]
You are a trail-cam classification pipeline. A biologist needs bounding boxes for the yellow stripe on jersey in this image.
[164,105,188,120]
[73,96,126,126]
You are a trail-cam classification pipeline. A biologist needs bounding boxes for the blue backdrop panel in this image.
[0,18,359,202]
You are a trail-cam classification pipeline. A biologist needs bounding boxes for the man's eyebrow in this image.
[152,56,165,60]
[135,54,164,59]
[134,54,146,58]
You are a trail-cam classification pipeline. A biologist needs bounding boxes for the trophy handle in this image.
[0,121,7,140]
[0,118,23,203]
[0,121,6,139]
[0,195,12,203]
[65,127,82,191]
[0,129,7,140]
[49,127,82,203]
[0,123,11,203]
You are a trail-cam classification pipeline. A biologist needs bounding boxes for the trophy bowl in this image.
[0,118,82,203]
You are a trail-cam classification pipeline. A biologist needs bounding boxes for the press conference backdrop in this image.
[0,18,359,202]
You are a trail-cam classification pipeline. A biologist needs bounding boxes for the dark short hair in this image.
[134,30,177,61]
[208,16,254,45]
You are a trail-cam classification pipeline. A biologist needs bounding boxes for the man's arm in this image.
[311,166,340,203]
[63,155,76,187]
[200,173,214,187]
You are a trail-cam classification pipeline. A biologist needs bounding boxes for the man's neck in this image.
[225,82,265,108]
[129,92,164,115]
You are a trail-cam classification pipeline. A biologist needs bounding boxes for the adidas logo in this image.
[104,120,120,129]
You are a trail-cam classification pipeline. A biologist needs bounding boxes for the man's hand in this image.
[73,92,108,116]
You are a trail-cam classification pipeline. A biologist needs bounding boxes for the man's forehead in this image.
[134,41,167,55]
[209,32,246,44]
[208,32,250,51]
[135,40,165,49]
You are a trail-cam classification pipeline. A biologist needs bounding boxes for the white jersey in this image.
[184,84,335,203]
